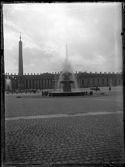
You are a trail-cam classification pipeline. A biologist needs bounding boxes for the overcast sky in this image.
[3,2,122,74]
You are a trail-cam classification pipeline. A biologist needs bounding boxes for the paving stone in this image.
[5,114,125,166]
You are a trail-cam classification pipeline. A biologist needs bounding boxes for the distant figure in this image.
[42,91,44,96]
[109,87,111,91]
[90,91,93,95]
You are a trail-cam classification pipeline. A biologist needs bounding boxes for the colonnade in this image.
[5,72,122,91]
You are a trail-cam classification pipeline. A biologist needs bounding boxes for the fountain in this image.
[49,45,86,96]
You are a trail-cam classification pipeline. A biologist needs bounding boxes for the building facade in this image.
[5,72,122,92]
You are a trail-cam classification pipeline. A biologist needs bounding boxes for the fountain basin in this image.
[48,91,93,97]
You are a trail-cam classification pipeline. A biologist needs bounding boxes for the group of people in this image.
[41,90,94,97]
[6,86,111,95]
[6,89,38,94]
[82,91,93,96]
[42,90,49,96]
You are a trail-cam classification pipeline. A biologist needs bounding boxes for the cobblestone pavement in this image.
[5,113,124,166]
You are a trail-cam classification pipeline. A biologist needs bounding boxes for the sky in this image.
[3,2,122,74]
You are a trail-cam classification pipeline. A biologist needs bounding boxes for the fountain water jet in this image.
[49,45,86,96]
[56,44,79,92]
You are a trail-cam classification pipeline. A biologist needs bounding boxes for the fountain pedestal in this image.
[61,80,74,92]
[60,72,74,93]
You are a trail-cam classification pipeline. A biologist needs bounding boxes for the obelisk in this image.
[18,33,23,75]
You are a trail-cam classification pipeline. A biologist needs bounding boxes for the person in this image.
[109,86,111,91]
[90,91,93,95]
